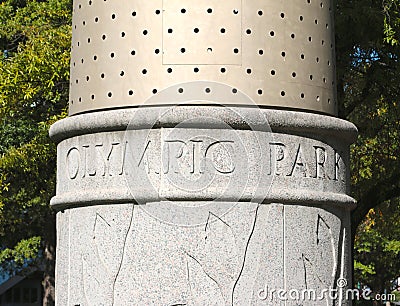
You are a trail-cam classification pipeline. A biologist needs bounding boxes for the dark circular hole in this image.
[301,93,305,99]
[155,9,160,14]
[120,71,124,76]
[246,29,252,34]
[309,75,313,80]
[247,68,252,74]
[110,52,115,58]
[270,31,275,36]
[108,92,112,97]
[258,49,264,55]
[155,49,160,54]
[111,14,116,19]
[102,34,106,40]
[280,12,285,18]
[178,88,184,93]
[131,50,136,55]
[281,91,285,96]
[233,48,239,53]
[205,87,211,93]
[281,51,286,57]
[271,70,276,75]
[194,67,199,73]
[292,72,297,77]
[121,32,125,37]
[291,33,295,39]
[233,9,239,14]
[168,28,173,33]
[194,28,199,33]
[207,8,212,13]
[232,88,238,94]
[152,89,157,94]
[181,8,186,13]
[143,30,148,35]
[181,47,186,53]
[258,10,263,16]
[167,68,172,73]
[300,54,305,59]
[93,55,97,60]
[220,67,226,73]
[258,89,263,95]
[91,94,95,100]
[300,15,304,21]
[132,11,137,17]
[100,73,105,78]
[220,28,226,33]
[142,69,147,74]
[129,90,134,95]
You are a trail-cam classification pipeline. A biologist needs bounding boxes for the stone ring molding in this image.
[50,105,357,213]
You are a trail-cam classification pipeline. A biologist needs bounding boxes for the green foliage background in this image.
[335,0,400,294]
[0,0,71,278]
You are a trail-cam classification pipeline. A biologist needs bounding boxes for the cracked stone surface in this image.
[56,203,351,305]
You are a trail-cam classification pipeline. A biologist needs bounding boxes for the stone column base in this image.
[51,106,357,305]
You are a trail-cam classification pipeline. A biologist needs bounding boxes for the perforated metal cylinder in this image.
[69,0,337,115]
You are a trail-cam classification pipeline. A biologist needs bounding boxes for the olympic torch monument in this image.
[50,1,357,305]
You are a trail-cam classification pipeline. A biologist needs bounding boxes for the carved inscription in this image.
[65,139,236,179]
[269,143,344,181]
[66,142,125,179]
[137,139,235,175]
[64,135,346,183]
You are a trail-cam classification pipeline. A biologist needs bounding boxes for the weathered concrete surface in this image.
[52,107,356,305]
